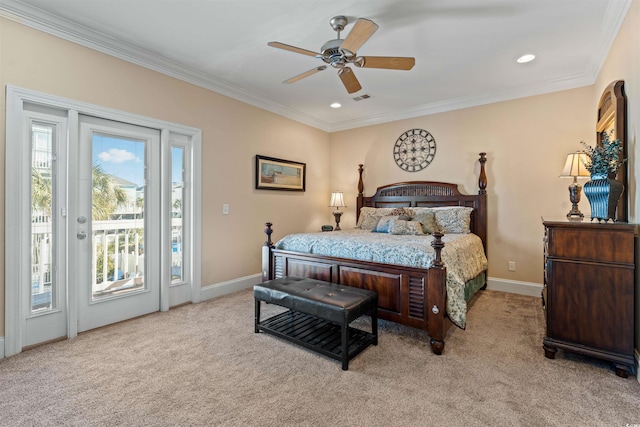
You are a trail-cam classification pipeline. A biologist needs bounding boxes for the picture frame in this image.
[255,155,306,191]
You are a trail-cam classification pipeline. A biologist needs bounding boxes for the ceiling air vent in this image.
[353,94,371,101]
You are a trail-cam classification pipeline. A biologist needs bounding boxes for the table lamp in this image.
[560,152,590,218]
[329,191,346,230]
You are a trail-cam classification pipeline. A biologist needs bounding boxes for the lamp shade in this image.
[329,191,346,208]
[560,153,590,178]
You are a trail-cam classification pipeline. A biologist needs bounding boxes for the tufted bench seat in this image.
[254,276,378,370]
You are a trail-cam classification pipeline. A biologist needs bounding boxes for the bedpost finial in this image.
[430,231,445,268]
[357,164,364,197]
[264,222,274,248]
[478,152,487,195]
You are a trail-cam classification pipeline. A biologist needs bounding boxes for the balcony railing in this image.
[31,217,183,311]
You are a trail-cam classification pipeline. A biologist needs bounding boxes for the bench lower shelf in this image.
[256,309,377,370]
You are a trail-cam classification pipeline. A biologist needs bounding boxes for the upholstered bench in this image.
[254,276,378,370]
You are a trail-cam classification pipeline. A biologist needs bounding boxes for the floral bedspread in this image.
[274,229,488,328]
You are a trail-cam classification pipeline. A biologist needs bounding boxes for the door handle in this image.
[77,231,87,240]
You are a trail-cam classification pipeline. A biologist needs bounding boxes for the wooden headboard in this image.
[355,153,488,252]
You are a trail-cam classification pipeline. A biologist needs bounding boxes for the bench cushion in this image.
[254,276,377,325]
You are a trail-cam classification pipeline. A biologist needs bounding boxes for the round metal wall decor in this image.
[393,128,437,172]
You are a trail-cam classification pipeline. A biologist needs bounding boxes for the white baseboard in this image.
[0,337,5,359]
[198,275,544,301]
[486,277,543,297]
[200,273,262,301]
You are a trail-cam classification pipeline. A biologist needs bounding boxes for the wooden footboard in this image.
[262,225,449,354]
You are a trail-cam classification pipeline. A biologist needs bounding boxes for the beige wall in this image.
[0,17,331,334]
[329,87,594,283]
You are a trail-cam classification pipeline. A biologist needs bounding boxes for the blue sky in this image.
[92,135,183,187]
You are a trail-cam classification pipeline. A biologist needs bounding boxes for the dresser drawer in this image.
[546,259,634,354]
[546,225,635,264]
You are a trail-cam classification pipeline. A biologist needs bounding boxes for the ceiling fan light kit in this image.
[268,15,415,94]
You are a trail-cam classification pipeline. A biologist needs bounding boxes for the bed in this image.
[261,153,488,355]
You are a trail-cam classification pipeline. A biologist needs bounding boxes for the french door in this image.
[5,86,202,356]
[75,115,161,332]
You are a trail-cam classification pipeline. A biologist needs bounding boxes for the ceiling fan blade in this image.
[340,18,378,55]
[283,66,328,84]
[338,67,362,94]
[357,56,416,70]
[267,41,320,57]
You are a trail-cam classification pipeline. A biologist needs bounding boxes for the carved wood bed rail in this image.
[262,153,488,355]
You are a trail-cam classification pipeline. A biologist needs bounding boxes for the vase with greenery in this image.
[580,130,625,179]
[580,130,625,221]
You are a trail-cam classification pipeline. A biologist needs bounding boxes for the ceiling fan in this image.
[267,16,415,94]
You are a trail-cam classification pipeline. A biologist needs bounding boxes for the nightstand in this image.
[542,219,636,378]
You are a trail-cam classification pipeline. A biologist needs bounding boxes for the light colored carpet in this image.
[0,289,639,426]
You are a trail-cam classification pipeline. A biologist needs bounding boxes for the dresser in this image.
[542,219,636,378]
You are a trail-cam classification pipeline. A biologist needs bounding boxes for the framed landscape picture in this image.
[255,155,306,191]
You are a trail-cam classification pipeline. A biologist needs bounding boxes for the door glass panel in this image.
[31,123,55,312]
[91,133,146,301]
[171,147,184,284]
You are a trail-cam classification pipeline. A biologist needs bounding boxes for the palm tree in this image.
[31,168,52,214]
[32,163,128,220]
[91,163,128,220]
[136,196,144,219]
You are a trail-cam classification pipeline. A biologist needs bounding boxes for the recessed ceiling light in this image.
[330,102,341,108]
[517,54,536,64]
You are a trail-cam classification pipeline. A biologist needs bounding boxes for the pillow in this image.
[406,207,435,219]
[433,207,473,234]
[412,211,439,234]
[356,207,378,229]
[357,207,410,230]
[372,215,399,233]
[388,219,425,235]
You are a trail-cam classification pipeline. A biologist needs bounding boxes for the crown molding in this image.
[328,0,633,132]
[584,0,632,81]
[0,0,331,131]
[327,72,595,132]
[0,0,631,133]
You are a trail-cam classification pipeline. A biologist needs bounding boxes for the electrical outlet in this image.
[508,261,516,272]
[222,203,229,215]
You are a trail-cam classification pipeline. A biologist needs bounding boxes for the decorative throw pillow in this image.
[433,207,473,233]
[357,207,411,230]
[389,207,409,216]
[356,207,383,230]
[406,207,435,218]
[412,211,439,234]
[388,219,425,235]
[372,215,400,233]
